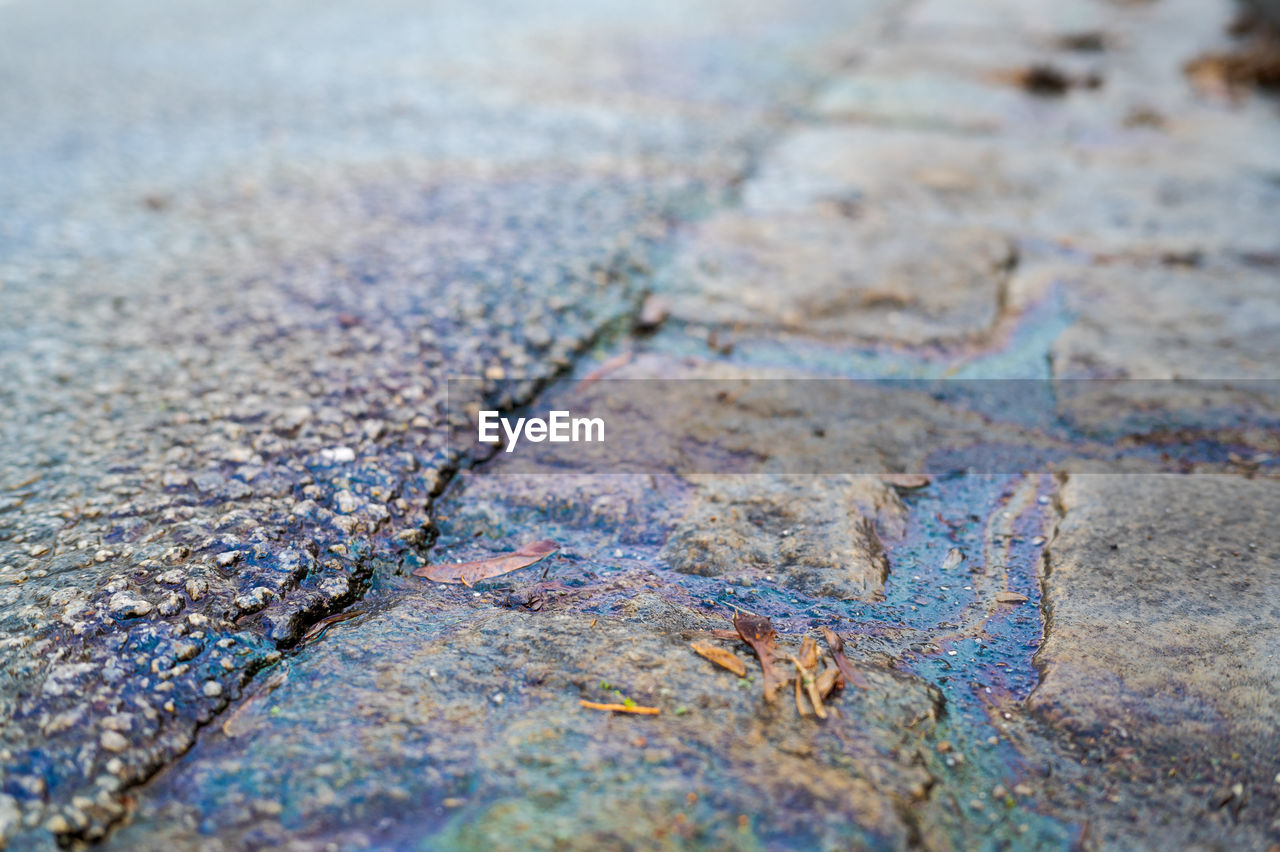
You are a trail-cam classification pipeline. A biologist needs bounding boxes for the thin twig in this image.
[580,700,660,715]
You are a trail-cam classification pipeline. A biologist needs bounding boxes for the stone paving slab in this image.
[659,215,1015,345]
[1029,474,1280,848]
[743,124,1280,257]
[105,595,945,852]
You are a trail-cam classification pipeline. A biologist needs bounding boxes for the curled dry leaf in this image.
[995,591,1029,604]
[690,641,747,677]
[414,539,559,585]
[821,627,871,690]
[733,612,787,701]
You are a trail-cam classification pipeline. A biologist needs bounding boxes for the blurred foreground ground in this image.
[2,0,1279,849]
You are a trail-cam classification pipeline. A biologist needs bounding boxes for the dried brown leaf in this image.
[690,641,747,677]
[1186,47,1280,98]
[991,64,1099,96]
[816,667,841,700]
[414,539,558,585]
[995,591,1029,604]
[879,473,932,490]
[300,609,365,645]
[797,635,820,671]
[733,612,787,701]
[791,636,827,719]
[576,351,634,389]
[221,699,262,739]
[580,700,660,715]
[821,627,871,690]
[221,667,289,738]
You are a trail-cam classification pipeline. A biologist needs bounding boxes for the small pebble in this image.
[333,491,360,514]
[320,447,356,463]
[157,593,184,617]
[108,591,153,619]
[234,587,275,615]
[635,293,669,331]
[99,731,128,753]
[44,815,71,834]
[185,578,208,601]
[251,799,285,818]
[100,715,132,733]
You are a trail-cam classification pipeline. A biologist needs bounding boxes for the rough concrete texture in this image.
[3,0,1280,848]
[107,596,946,851]
[1031,474,1280,849]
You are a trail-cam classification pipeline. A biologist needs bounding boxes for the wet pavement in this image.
[2,0,1279,849]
